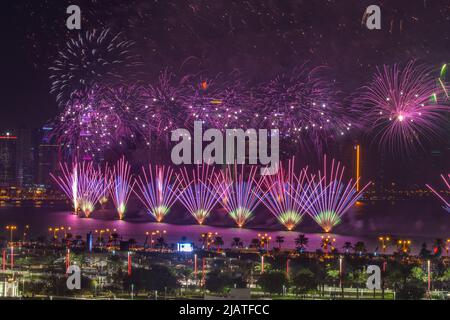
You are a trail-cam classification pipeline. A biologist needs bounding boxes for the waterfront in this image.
[0,199,447,254]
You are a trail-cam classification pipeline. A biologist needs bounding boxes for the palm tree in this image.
[214,236,224,251]
[275,236,285,249]
[354,241,367,255]
[250,238,261,249]
[156,237,167,251]
[231,237,243,248]
[295,234,309,252]
[343,242,353,254]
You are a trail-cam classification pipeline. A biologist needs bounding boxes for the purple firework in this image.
[354,61,450,154]
[256,64,353,151]
[181,72,252,130]
[141,71,189,139]
[51,88,115,161]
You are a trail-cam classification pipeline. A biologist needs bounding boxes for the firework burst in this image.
[214,165,263,228]
[134,165,181,222]
[50,28,140,106]
[354,61,450,154]
[258,158,313,231]
[51,88,118,160]
[109,157,134,220]
[257,64,353,151]
[300,156,371,233]
[426,174,450,213]
[176,164,220,225]
[141,71,189,139]
[182,72,251,130]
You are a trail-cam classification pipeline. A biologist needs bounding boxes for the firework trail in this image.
[50,162,79,213]
[299,156,371,233]
[181,72,251,130]
[176,164,221,225]
[50,28,140,107]
[51,161,109,217]
[256,64,354,152]
[141,71,189,140]
[426,174,450,213]
[258,158,314,231]
[214,164,263,227]
[354,61,450,154]
[76,162,110,218]
[134,165,181,222]
[109,157,135,220]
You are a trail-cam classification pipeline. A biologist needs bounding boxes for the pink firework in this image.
[176,164,221,225]
[109,157,134,220]
[426,174,450,213]
[141,71,189,139]
[256,64,354,152]
[182,72,251,130]
[50,162,79,213]
[299,156,371,233]
[134,165,181,222]
[258,158,313,231]
[76,162,109,218]
[355,61,450,154]
[51,161,109,217]
[214,165,263,228]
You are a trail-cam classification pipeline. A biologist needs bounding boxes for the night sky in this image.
[3,0,450,128]
[1,0,449,185]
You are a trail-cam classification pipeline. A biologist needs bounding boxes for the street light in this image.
[22,225,30,242]
[6,225,17,243]
[257,233,271,251]
[49,226,71,239]
[378,236,391,253]
[397,239,411,253]
[146,230,167,249]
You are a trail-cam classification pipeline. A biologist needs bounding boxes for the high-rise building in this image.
[15,129,35,186]
[0,132,18,186]
[36,127,59,186]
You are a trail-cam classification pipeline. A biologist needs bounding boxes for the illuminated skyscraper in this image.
[0,132,18,186]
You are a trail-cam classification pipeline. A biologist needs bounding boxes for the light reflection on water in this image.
[0,199,448,254]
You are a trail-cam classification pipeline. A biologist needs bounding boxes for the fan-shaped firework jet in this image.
[257,64,353,152]
[258,158,313,231]
[50,28,140,107]
[50,162,79,213]
[76,162,109,217]
[134,165,181,222]
[109,157,134,220]
[302,156,371,233]
[355,61,450,154]
[426,174,450,213]
[214,165,263,228]
[51,161,109,217]
[176,164,221,225]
